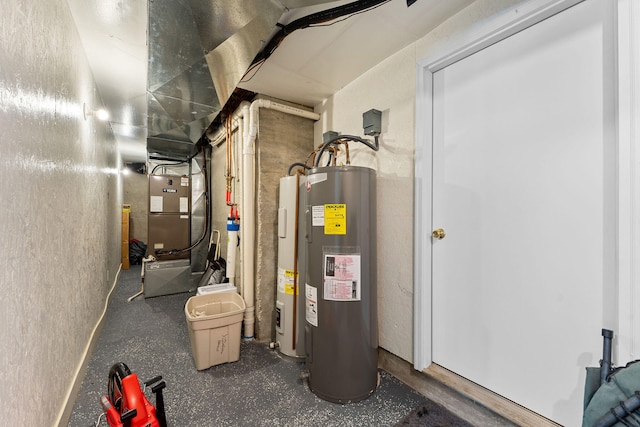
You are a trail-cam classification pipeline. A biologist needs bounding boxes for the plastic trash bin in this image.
[185,291,246,370]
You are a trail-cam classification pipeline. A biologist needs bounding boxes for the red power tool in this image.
[98,362,167,427]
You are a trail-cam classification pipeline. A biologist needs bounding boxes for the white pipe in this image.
[210,115,240,147]
[225,225,238,285]
[237,110,245,300]
[209,229,221,260]
[210,127,227,147]
[241,98,320,339]
[210,107,245,286]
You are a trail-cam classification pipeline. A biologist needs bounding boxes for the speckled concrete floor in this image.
[67,266,428,427]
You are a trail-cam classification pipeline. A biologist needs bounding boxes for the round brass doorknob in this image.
[432,228,446,240]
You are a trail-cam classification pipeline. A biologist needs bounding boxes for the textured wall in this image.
[123,172,148,244]
[313,0,521,363]
[255,108,315,340]
[209,104,314,340]
[315,47,416,363]
[0,0,121,425]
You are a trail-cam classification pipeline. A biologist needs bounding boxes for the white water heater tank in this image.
[274,175,306,358]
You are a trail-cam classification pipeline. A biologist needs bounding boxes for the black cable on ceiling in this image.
[251,0,390,66]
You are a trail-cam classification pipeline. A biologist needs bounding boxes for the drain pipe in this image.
[242,99,319,339]
[209,105,246,295]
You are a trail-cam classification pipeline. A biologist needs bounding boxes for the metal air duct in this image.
[146,0,336,160]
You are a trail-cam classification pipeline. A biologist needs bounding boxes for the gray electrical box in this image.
[323,131,339,143]
[362,109,382,135]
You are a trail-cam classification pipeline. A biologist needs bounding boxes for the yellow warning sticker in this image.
[284,283,298,295]
[278,268,299,295]
[324,204,346,235]
[284,269,299,295]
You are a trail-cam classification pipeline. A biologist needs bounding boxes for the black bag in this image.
[129,239,147,265]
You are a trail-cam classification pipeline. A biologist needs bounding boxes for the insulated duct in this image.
[146,0,337,160]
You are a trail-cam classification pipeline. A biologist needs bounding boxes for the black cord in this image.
[308,0,391,28]
[151,138,207,174]
[155,148,210,257]
[287,162,311,176]
[314,134,379,167]
[252,0,390,66]
[240,59,267,83]
[151,162,185,174]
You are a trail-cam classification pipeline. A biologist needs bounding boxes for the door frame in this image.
[413,0,640,371]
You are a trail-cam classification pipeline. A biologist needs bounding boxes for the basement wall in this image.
[123,171,149,244]
[0,0,122,424]
[210,101,315,341]
[255,108,315,340]
[313,0,521,364]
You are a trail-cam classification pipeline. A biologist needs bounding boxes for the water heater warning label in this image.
[324,204,346,235]
[323,254,361,301]
[312,205,324,226]
[277,268,299,295]
[305,284,318,327]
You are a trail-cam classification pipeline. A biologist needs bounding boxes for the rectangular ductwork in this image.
[146,0,336,160]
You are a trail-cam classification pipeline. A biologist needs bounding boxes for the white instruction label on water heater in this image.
[323,254,361,301]
[305,284,318,327]
[312,205,324,226]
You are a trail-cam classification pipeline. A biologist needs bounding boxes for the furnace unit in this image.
[145,174,192,297]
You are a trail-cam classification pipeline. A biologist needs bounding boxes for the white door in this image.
[431,1,615,425]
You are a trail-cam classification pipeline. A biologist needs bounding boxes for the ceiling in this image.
[67,0,474,163]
